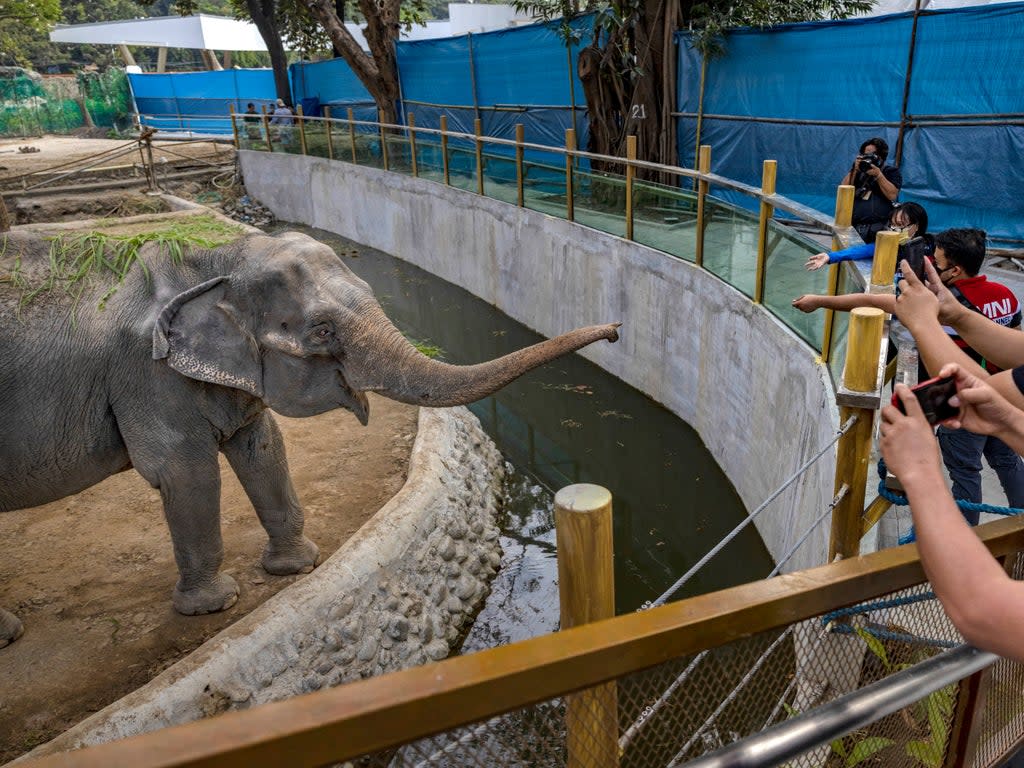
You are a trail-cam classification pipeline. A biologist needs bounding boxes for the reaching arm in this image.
[894,260,1024,408]
[792,292,896,314]
[881,386,1024,662]
[945,302,1024,371]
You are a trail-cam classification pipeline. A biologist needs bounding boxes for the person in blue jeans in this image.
[804,202,930,271]
[937,426,1024,521]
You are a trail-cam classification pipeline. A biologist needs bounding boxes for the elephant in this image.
[0,229,619,648]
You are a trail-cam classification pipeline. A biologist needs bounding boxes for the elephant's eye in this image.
[312,324,332,341]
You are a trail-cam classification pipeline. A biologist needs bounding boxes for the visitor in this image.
[243,102,262,142]
[880,367,1024,664]
[841,137,902,244]
[270,98,295,147]
[794,229,1024,518]
[804,202,930,271]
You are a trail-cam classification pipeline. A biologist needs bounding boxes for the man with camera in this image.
[842,137,903,243]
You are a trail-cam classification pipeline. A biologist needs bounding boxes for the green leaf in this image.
[905,739,942,768]
[830,738,848,759]
[847,736,895,767]
[853,625,890,671]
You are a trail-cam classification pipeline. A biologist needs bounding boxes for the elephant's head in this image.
[153,232,619,423]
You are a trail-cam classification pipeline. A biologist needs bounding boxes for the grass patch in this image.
[7,214,243,312]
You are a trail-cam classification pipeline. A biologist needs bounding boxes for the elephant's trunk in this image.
[344,302,620,407]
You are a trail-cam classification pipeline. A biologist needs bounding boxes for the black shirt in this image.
[852,164,903,227]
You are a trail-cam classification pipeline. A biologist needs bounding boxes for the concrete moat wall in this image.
[239,150,840,576]
[18,407,504,761]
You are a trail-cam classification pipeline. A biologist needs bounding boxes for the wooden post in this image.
[625,135,637,241]
[829,307,885,561]
[871,231,901,290]
[515,123,524,207]
[379,110,389,171]
[228,104,239,149]
[565,128,576,222]
[0,194,11,233]
[261,105,273,152]
[474,118,484,195]
[347,107,357,163]
[408,112,418,177]
[324,106,334,161]
[440,115,450,186]
[754,159,777,304]
[695,144,711,268]
[822,184,855,363]
[156,46,167,73]
[116,44,136,67]
[142,130,157,191]
[296,104,307,155]
[555,484,619,768]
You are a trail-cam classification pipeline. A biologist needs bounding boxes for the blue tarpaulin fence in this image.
[129,68,277,135]
[676,3,1024,244]
[128,3,1024,243]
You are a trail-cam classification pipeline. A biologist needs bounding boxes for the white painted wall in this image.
[239,151,841,574]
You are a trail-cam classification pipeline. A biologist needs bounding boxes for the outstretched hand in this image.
[938,362,1024,438]
[792,294,824,313]
[805,253,829,271]
[880,384,944,485]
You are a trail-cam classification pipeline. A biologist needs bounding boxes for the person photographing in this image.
[841,137,902,243]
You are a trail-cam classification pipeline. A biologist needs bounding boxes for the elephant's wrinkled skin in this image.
[0,230,619,647]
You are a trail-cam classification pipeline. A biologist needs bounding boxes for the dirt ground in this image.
[0,134,232,182]
[0,136,420,763]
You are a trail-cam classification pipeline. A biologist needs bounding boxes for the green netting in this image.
[0,67,131,137]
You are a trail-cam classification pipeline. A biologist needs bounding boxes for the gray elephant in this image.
[0,229,619,648]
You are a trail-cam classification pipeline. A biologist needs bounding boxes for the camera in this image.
[857,152,882,172]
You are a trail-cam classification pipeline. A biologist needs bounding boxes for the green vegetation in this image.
[405,335,444,359]
[7,214,242,311]
[825,625,956,767]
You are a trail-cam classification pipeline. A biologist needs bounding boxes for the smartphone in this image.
[892,375,959,425]
[896,236,929,283]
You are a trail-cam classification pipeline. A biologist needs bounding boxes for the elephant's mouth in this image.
[336,369,370,425]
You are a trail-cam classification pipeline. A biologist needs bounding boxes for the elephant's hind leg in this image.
[1,607,24,648]
[223,411,320,576]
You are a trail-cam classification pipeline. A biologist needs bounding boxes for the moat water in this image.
[274,224,774,651]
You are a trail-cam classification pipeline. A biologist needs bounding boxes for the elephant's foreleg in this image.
[222,411,320,576]
[0,607,24,648]
[158,455,240,615]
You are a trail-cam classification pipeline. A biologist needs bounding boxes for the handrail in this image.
[19,515,1024,768]
[681,644,998,768]
[252,113,849,241]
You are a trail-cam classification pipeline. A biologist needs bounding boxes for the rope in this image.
[645,415,858,609]
[822,589,937,624]
[827,622,957,649]
[875,458,1023,544]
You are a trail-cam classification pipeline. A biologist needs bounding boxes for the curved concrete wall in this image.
[239,151,841,574]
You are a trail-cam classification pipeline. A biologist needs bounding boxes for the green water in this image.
[275,224,775,646]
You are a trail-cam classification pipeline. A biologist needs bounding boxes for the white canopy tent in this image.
[49,15,269,71]
[49,7,538,71]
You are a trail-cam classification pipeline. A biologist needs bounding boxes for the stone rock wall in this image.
[17,406,505,761]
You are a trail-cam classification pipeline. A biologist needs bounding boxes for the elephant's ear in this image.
[152,276,263,397]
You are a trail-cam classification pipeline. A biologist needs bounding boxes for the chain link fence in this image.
[0,67,132,138]
[329,554,1024,768]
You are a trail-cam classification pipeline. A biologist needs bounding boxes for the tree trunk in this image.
[579,0,680,179]
[246,0,294,106]
[302,0,400,124]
